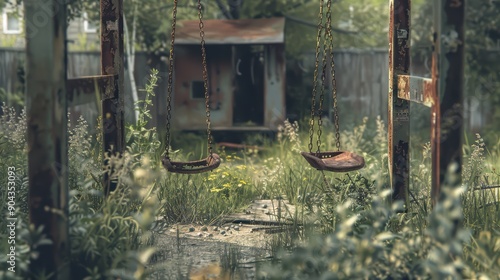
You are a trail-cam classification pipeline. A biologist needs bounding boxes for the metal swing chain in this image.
[165,0,178,158]
[325,0,341,151]
[197,0,214,156]
[308,0,325,154]
[316,2,332,154]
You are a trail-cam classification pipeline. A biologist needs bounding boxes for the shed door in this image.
[232,45,264,126]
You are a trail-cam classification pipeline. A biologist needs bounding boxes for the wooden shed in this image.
[171,17,286,131]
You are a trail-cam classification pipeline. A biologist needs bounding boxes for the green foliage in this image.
[63,69,166,279]
[69,33,100,51]
[464,230,500,278]
[0,71,164,279]
[1,64,500,278]
[413,0,500,136]
[128,1,227,51]
[243,116,499,279]
[67,172,159,279]
[125,69,259,225]
[68,115,102,192]
[126,68,162,163]
[0,103,27,162]
[0,88,25,111]
[241,0,389,57]
[156,160,258,224]
[258,179,495,279]
[461,133,500,237]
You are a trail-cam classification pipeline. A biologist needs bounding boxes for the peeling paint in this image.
[397,75,434,107]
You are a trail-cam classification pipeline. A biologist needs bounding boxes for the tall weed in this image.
[0,71,163,279]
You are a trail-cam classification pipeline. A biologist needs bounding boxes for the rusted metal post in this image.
[430,33,441,206]
[432,0,465,204]
[101,0,124,194]
[388,0,411,207]
[25,0,70,278]
[430,1,442,206]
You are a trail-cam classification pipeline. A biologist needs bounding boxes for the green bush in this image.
[253,116,499,279]
[0,71,163,279]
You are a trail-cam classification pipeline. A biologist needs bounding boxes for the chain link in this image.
[316,3,331,153]
[325,0,341,151]
[197,0,214,156]
[165,0,178,157]
[308,0,325,153]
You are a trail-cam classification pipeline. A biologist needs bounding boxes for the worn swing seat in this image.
[162,153,221,174]
[301,151,365,172]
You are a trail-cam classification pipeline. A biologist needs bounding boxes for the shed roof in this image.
[175,17,285,45]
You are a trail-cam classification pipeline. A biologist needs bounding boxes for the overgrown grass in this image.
[1,67,499,279]
[238,116,498,279]
[0,71,164,279]
[163,113,500,278]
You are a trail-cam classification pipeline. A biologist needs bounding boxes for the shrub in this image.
[0,70,163,279]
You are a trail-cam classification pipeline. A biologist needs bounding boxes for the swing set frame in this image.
[388,0,465,208]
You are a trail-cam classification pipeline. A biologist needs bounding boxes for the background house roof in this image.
[175,17,285,45]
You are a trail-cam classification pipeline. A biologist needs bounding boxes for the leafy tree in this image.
[1,0,392,55]
[236,0,390,56]
[413,0,500,138]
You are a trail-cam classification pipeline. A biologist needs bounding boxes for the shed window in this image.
[191,81,205,99]
[2,10,21,34]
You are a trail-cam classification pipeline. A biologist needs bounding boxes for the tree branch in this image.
[215,0,233,19]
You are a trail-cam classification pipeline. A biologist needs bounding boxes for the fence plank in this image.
[0,48,488,132]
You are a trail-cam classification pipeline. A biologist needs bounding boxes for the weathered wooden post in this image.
[389,0,464,208]
[388,0,411,207]
[25,0,70,278]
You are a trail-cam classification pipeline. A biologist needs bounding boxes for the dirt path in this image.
[149,199,299,279]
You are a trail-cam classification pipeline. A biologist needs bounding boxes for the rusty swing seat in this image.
[161,0,220,174]
[300,0,365,174]
[301,151,365,172]
[162,153,221,174]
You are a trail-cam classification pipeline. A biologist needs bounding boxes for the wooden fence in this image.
[0,47,491,132]
[0,47,165,131]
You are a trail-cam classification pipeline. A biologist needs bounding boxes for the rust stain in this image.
[100,0,124,195]
[397,75,434,107]
[430,96,441,206]
[397,75,410,100]
[430,24,441,206]
[100,0,123,76]
[175,18,285,45]
[389,0,411,207]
